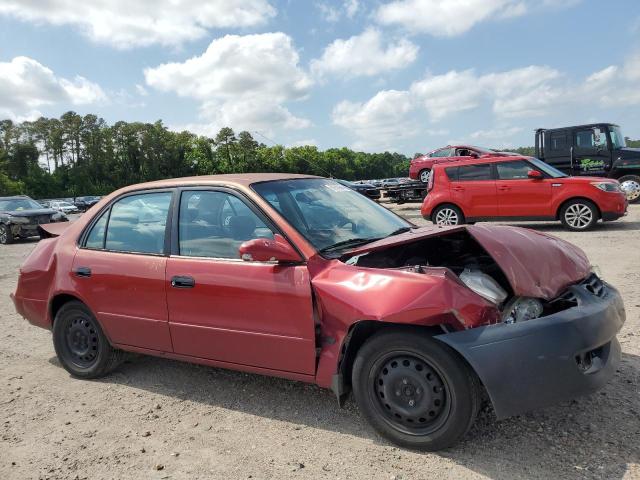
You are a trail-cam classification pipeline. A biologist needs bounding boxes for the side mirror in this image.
[527,170,543,179]
[238,234,302,263]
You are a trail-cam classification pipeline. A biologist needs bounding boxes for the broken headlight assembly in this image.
[502,297,544,324]
[459,268,508,305]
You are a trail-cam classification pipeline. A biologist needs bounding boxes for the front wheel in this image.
[352,331,480,451]
[53,301,124,378]
[619,175,640,203]
[432,205,465,226]
[0,224,13,244]
[560,199,598,231]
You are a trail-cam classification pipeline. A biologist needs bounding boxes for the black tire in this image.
[419,169,431,184]
[53,301,124,378]
[431,204,465,226]
[618,174,640,204]
[559,199,598,231]
[352,331,480,451]
[0,223,13,244]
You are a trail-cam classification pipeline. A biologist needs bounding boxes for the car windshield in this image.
[527,157,568,178]
[252,178,411,253]
[610,126,626,149]
[0,198,44,211]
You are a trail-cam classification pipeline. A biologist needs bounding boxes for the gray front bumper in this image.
[435,282,625,419]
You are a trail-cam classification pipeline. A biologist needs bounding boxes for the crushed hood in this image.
[346,224,591,300]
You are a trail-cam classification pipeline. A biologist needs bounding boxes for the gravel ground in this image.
[1,206,639,480]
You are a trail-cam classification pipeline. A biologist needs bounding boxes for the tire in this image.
[352,331,480,451]
[618,175,640,203]
[0,223,13,244]
[53,301,124,379]
[559,199,598,231]
[432,204,465,226]
[419,169,431,184]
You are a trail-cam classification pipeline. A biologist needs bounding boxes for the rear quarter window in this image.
[456,164,492,181]
[444,167,458,181]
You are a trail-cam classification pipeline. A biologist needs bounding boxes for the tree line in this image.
[0,112,411,198]
[1,112,638,199]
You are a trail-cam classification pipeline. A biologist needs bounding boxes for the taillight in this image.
[426,170,434,192]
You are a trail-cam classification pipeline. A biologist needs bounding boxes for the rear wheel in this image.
[619,175,640,203]
[432,205,464,226]
[53,301,124,378]
[0,224,13,244]
[560,199,598,231]
[419,169,431,184]
[352,331,480,451]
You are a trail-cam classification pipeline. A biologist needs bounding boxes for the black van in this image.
[535,123,640,203]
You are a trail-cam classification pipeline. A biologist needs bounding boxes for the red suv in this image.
[421,156,627,231]
[409,145,511,183]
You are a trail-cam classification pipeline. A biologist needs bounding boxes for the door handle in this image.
[497,186,510,191]
[73,266,92,278]
[452,186,465,191]
[171,276,195,288]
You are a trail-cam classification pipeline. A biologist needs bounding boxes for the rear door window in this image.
[456,164,492,181]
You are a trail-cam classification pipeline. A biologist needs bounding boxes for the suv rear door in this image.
[448,163,497,219]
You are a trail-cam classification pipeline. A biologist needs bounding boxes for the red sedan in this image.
[11,174,625,450]
[421,156,628,231]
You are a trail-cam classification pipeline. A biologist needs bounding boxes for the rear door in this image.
[72,190,174,351]
[165,188,317,375]
[495,159,553,217]
[449,163,497,219]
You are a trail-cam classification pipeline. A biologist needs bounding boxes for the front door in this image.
[165,189,317,375]
[572,126,612,176]
[450,163,497,219]
[495,159,553,217]
[72,190,174,351]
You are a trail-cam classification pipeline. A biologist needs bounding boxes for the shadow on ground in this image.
[50,349,640,479]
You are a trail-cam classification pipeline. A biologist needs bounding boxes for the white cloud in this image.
[332,90,417,150]
[345,0,360,18]
[316,1,361,22]
[0,56,106,121]
[410,70,483,120]
[145,33,312,133]
[469,126,523,142]
[0,0,276,49]
[375,0,581,36]
[311,28,418,78]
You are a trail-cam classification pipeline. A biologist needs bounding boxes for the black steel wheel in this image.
[53,301,124,378]
[352,330,480,450]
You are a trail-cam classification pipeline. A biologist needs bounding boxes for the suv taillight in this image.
[426,170,434,192]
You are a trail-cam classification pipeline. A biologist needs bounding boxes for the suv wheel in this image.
[419,169,431,184]
[432,205,464,226]
[560,199,598,231]
[352,331,480,450]
[53,301,124,378]
[619,175,640,203]
[0,224,14,244]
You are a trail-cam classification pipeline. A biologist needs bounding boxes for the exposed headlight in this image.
[52,212,67,221]
[8,215,29,224]
[591,181,621,193]
[459,268,508,305]
[503,297,543,324]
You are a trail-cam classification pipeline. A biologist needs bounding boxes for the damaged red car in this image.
[11,174,625,450]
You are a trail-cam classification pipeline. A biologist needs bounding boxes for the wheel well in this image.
[556,197,601,220]
[430,202,464,218]
[334,321,445,403]
[50,294,82,323]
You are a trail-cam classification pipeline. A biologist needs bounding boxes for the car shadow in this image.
[503,220,640,233]
[49,349,640,479]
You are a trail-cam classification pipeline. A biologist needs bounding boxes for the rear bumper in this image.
[11,293,49,329]
[435,281,625,419]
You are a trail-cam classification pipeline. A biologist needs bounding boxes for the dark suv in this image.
[0,196,68,244]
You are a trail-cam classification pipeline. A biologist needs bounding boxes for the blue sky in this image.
[0,0,639,155]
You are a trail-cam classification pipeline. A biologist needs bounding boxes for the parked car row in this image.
[0,195,69,244]
[39,195,102,213]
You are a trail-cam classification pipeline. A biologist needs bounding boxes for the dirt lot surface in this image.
[1,206,640,480]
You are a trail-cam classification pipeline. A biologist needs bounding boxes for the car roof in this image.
[115,173,322,195]
[433,154,530,169]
